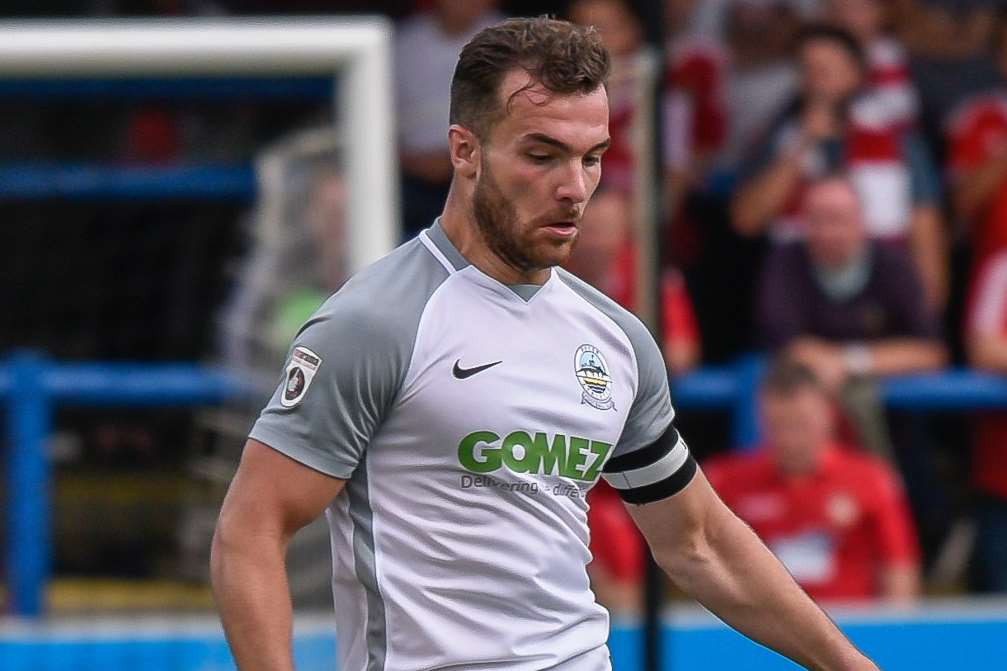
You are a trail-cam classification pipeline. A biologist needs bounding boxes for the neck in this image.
[439,184,551,286]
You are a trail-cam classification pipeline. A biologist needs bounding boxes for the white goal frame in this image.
[0,18,399,269]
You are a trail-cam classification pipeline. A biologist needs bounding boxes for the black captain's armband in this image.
[601,423,697,504]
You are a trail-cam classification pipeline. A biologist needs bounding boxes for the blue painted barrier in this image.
[2,604,1006,670]
[2,352,253,616]
[5,353,1007,617]
[0,163,255,200]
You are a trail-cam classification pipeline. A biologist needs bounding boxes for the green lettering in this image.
[458,431,501,473]
[502,431,537,473]
[565,436,590,479]
[532,432,567,476]
[581,441,612,481]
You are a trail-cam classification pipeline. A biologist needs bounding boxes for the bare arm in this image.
[731,149,806,236]
[211,439,346,671]
[907,205,948,311]
[628,470,877,671]
[879,564,920,603]
[864,338,947,375]
[967,332,1007,373]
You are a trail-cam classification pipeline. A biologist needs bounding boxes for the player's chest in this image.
[393,279,637,457]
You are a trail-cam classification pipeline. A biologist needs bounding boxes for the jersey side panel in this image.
[250,236,452,671]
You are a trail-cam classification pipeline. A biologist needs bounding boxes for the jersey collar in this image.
[424,218,551,303]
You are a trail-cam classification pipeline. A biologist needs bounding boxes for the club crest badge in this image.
[575,344,615,411]
[281,346,322,408]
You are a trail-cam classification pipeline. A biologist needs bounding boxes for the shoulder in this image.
[294,237,450,356]
[555,268,656,356]
[946,91,1007,136]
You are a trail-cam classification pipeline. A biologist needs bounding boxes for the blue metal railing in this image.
[6,352,1007,617]
[2,352,253,617]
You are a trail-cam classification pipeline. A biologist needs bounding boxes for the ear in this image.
[447,124,480,179]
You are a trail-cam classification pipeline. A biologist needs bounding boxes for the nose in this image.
[555,161,589,205]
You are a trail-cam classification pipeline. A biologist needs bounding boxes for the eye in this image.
[583,155,601,167]
[527,153,552,164]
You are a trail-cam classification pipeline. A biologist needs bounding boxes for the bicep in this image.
[218,439,346,542]
[624,468,723,558]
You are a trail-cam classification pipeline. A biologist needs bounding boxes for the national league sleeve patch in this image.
[281,345,323,408]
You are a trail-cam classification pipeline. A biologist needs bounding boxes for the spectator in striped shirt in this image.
[826,0,920,131]
[732,24,947,311]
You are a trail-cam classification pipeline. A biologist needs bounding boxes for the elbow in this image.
[730,198,761,237]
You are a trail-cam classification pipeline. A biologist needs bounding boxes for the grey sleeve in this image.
[248,301,405,479]
[603,315,697,504]
[248,237,447,479]
[615,325,676,459]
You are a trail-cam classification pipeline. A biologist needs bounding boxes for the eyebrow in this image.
[522,132,611,155]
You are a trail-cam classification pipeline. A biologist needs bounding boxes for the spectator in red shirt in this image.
[964,247,1007,591]
[947,17,1007,269]
[563,189,702,612]
[705,359,921,603]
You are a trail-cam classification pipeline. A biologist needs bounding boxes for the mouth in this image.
[541,221,579,238]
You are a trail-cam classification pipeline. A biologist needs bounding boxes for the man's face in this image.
[804,179,866,270]
[800,39,863,105]
[761,388,833,475]
[472,70,610,274]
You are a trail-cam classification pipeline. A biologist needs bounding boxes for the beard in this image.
[471,161,576,274]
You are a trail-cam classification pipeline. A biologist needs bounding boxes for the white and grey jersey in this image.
[250,221,696,671]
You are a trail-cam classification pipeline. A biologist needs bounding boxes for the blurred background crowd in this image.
[5,0,1007,622]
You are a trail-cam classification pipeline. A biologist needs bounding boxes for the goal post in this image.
[0,17,400,270]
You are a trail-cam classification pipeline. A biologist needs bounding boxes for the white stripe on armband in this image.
[602,437,690,491]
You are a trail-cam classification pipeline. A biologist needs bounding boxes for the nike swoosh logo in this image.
[453,359,502,379]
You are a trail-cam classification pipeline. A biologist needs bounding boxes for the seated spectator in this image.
[705,359,921,603]
[758,175,946,458]
[395,0,503,238]
[946,16,1007,267]
[732,25,947,310]
[664,0,728,211]
[570,0,727,217]
[759,175,946,383]
[964,247,1007,592]
[564,189,701,374]
[568,0,645,192]
[563,189,701,613]
[716,0,808,171]
[826,0,920,130]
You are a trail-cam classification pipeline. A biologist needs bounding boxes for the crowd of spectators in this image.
[382,0,1007,609]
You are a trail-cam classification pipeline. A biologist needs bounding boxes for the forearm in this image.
[731,154,804,236]
[954,154,1007,221]
[879,563,920,603]
[211,530,295,671]
[967,334,1007,373]
[661,504,875,671]
[865,339,946,375]
[908,207,948,310]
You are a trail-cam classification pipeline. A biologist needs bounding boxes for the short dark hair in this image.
[760,358,826,398]
[795,23,867,74]
[449,16,611,140]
